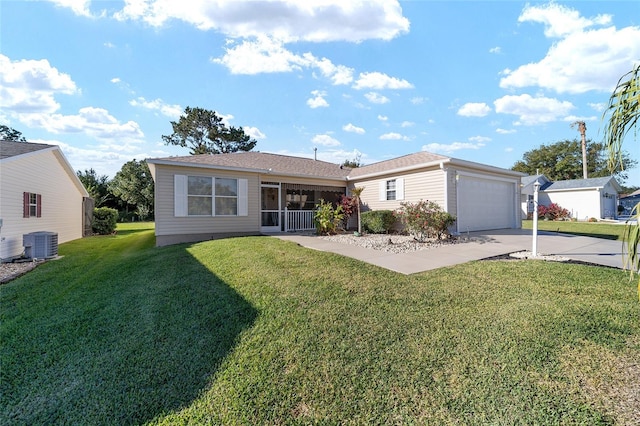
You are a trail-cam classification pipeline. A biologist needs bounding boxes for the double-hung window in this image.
[379,178,404,201]
[23,192,42,218]
[175,175,247,217]
[214,178,238,216]
[386,179,397,201]
[187,176,213,216]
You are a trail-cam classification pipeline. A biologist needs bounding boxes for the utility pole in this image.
[571,121,588,179]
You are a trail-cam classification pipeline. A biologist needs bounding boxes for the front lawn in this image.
[1,224,638,424]
[522,219,627,241]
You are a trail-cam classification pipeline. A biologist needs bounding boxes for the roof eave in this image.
[147,158,349,182]
[347,159,452,181]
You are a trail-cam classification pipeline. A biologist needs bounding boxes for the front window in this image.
[215,178,238,215]
[386,179,396,201]
[186,176,238,216]
[187,176,213,215]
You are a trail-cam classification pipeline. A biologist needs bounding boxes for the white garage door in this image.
[457,175,515,232]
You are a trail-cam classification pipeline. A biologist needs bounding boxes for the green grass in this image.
[522,219,627,241]
[1,224,638,424]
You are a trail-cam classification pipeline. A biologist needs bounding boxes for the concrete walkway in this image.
[275,229,626,275]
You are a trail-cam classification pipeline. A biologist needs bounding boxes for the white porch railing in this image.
[284,208,315,232]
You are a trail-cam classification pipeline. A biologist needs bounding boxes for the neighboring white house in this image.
[0,140,91,261]
[521,174,621,220]
[147,151,524,246]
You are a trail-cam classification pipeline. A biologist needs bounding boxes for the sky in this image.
[1,0,639,185]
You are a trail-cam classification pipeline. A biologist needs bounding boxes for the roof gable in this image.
[347,151,449,179]
[1,140,89,197]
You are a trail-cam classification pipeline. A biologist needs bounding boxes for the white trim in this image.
[456,170,519,184]
[379,181,386,201]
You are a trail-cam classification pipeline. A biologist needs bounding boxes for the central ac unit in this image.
[23,231,58,259]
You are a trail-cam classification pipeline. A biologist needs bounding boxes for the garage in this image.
[456,174,517,232]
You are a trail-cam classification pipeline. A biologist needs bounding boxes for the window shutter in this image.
[396,178,404,201]
[23,192,29,218]
[379,181,386,201]
[174,175,188,217]
[36,194,42,217]
[238,178,248,216]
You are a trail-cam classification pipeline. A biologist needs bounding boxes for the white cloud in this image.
[377,115,388,122]
[505,147,514,153]
[312,133,341,147]
[410,96,425,105]
[494,94,574,125]
[353,71,413,90]
[244,126,266,139]
[129,97,182,118]
[306,90,329,108]
[458,102,491,117]
[588,102,606,112]
[501,4,640,94]
[379,132,409,141]
[364,92,389,104]
[20,107,144,142]
[489,46,501,54]
[39,138,149,178]
[48,0,93,17]
[518,3,611,38]
[343,123,365,134]
[307,54,354,85]
[469,135,491,143]
[422,142,485,153]
[212,36,308,74]
[496,128,517,135]
[563,115,597,123]
[112,0,409,43]
[400,121,414,128]
[0,54,78,114]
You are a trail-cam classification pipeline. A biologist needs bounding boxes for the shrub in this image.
[395,200,456,241]
[588,217,598,222]
[538,203,570,221]
[360,210,395,234]
[339,195,358,230]
[313,199,344,235]
[92,207,118,235]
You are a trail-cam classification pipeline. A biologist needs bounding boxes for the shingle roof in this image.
[347,151,449,178]
[521,174,549,187]
[148,151,352,179]
[150,150,527,182]
[0,140,54,159]
[544,176,618,191]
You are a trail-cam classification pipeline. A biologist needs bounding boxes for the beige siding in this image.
[0,150,86,260]
[351,167,445,212]
[154,164,261,238]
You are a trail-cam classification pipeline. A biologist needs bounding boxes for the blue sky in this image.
[1,0,639,184]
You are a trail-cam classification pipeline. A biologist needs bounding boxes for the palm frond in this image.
[602,65,640,172]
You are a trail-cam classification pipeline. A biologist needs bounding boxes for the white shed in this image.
[521,175,621,221]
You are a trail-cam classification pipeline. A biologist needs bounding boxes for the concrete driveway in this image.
[275,229,626,275]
